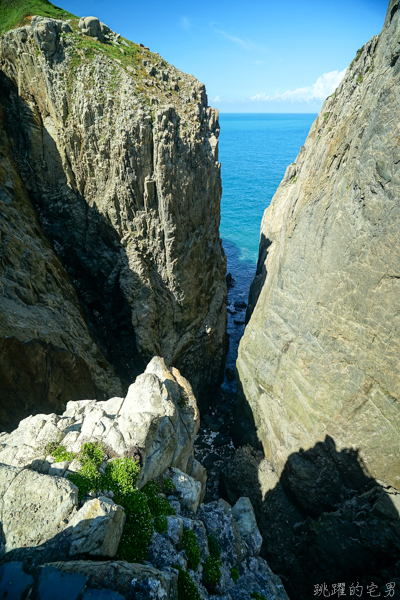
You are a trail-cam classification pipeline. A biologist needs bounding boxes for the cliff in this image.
[231,0,400,595]
[237,0,400,491]
[0,0,227,426]
[0,101,123,430]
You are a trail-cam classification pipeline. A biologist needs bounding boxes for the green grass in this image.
[0,0,76,34]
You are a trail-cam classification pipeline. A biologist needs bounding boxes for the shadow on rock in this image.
[220,436,400,600]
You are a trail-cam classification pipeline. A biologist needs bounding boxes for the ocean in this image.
[218,113,317,392]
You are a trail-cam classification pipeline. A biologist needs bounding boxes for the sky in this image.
[59,0,389,112]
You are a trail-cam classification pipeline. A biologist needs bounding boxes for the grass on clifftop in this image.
[0,0,76,34]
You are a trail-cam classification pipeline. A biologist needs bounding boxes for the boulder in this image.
[79,17,103,40]
[2,469,78,552]
[31,17,60,57]
[43,560,178,599]
[231,498,262,558]
[170,468,202,513]
[68,498,125,557]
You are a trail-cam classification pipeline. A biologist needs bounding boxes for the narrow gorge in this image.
[1,0,400,599]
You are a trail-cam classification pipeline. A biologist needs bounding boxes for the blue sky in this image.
[60,0,388,112]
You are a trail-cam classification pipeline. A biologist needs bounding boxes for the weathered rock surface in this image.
[0,9,227,421]
[0,102,123,431]
[68,497,126,557]
[0,365,288,600]
[0,358,199,487]
[236,0,400,497]
[2,467,78,552]
[232,2,400,596]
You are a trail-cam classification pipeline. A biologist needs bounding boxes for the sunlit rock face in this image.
[236,0,400,492]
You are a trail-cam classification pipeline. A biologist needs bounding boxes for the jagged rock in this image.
[170,468,202,513]
[197,500,243,567]
[0,13,227,419]
[165,516,183,545]
[68,497,126,557]
[187,457,208,504]
[0,358,199,491]
[120,357,200,486]
[147,532,187,569]
[227,557,289,600]
[2,469,78,552]
[231,498,262,558]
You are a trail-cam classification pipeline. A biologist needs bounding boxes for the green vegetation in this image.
[203,533,222,592]
[163,477,175,492]
[207,533,220,559]
[231,566,239,584]
[324,112,330,123]
[42,440,175,562]
[45,442,75,462]
[251,592,268,600]
[176,566,202,600]
[182,529,201,571]
[177,396,188,408]
[203,556,222,592]
[0,0,75,34]
[356,74,363,84]
[350,45,364,69]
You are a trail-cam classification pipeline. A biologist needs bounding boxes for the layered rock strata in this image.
[233,0,400,596]
[236,0,400,492]
[0,11,226,419]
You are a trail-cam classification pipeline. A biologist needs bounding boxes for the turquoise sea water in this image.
[219,112,317,269]
[219,113,317,389]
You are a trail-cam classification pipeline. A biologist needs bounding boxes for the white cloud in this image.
[211,95,221,102]
[181,17,191,30]
[251,69,347,103]
[210,23,253,50]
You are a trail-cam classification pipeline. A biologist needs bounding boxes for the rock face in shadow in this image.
[220,440,400,600]
[236,0,400,491]
[0,103,123,430]
[0,12,227,421]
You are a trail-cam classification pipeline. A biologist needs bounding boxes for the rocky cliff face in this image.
[232,0,400,595]
[237,0,400,489]
[0,9,226,423]
[0,101,123,430]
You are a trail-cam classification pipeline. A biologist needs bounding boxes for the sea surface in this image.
[218,113,317,392]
